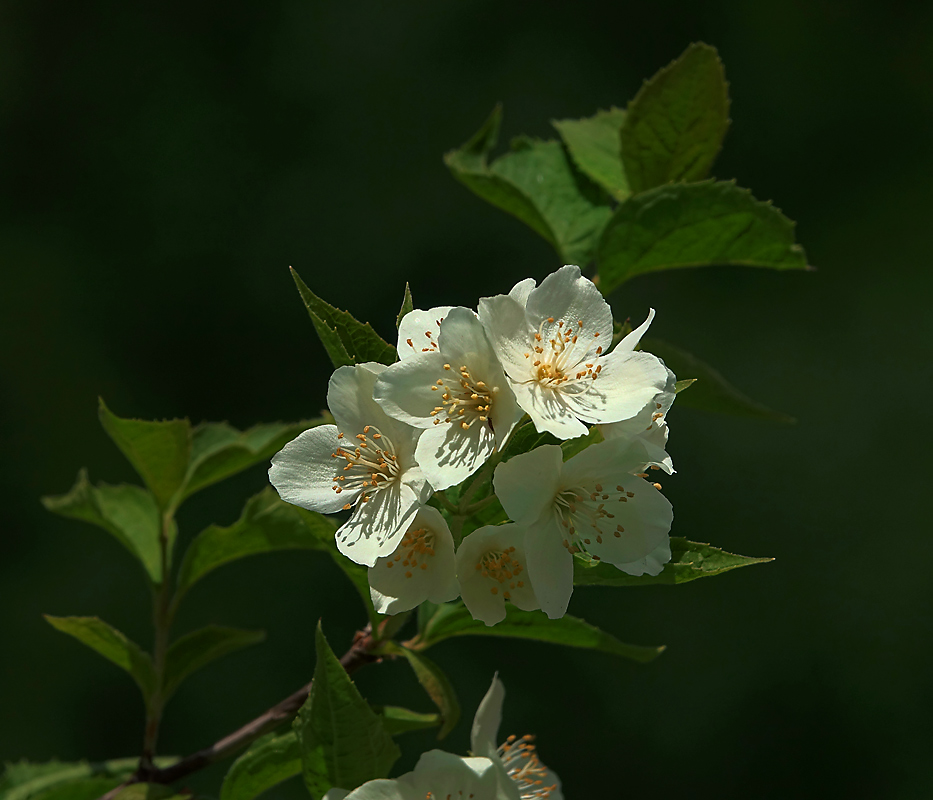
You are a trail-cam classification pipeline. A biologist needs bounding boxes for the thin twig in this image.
[99,625,379,800]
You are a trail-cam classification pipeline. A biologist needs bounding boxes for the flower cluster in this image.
[270,265,677,623]
[322,675,563,800]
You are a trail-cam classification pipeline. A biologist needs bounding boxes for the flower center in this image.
[552,481,644,557]
[430,363,494,431]
[330,425,400,507]
[474,546,526,599]
[522,317,604,387]
[384,527,436,579]
[498,735,559,799]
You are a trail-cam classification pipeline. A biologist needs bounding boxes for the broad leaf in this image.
[445,106,613,265]
[377,706,442,736]
[572,537,773,587]
[295,625,400,796]
[417,603,663,663]
[642,338,794,423]
[552,107,629,200]
[41,471,163,583]
[291,268,396,368]
[396,283,414,329]
[163,625,265,702]
[98,399,190,512]
[597,181,809,293]
[220,731,301,800]
[620,42,730,194]
[378,643,460,739]
[181,419,326,502]
[43,616,155,701]
[0,758,173,800]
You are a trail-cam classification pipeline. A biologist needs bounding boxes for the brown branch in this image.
[99,626,379,800]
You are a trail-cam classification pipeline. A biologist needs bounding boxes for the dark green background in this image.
[2,1,931,797]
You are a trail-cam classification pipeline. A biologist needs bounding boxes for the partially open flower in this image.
[478,265,669,440]
[268,363,432,567]
[368,506,459,615]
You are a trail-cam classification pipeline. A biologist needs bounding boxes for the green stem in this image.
[434,489,459,514]
[461,494,500,516]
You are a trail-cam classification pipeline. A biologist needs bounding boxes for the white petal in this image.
[510,381,590,440]
[405,752,505,800]
[572,349,668,425]
[341,780,404,800]
[415,420,496,491]
[322,791,351,800]
[397,306,455,360]
[471,674,505,758]
[524,265,613,342]
[268,425,349,514]
[614,536,672,577]
[368,506,459,615]
[522,516,574,619]
[616,308,656,352]
[327,363,386,434]
[373,352,449,428]
[508,277,537,307]
[477,293,534,382]
[494,446,563,525]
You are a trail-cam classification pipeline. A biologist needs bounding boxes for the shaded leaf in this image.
[164,625,266,701]
[396,283,414,329]
[291,268,396,368]
[0,758,175,800]
[620,42,730,194]
[552,107,629,200]
[43,616,155,701]
[112,786,188,800]
[220,731,301,800]
[41,471,163,583]
[294,625,399,796]
[376,706,442,737]
[597,181,809,293]
[418,603,663,663]
[98,399,191,512]
[572,537,773,587]
[378,643,460,740]
[445,106,613,265]
[642,338,794,423]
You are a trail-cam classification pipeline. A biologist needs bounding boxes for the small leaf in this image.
[620,42,730,194]
[418,603,663,663]
[294,624,400,795]
[163,625,266,701]
[378,642,460,740]
[98,399,191,512]
[396,283,414,329]
[290,268,396,368]
[642,338,794,423]
[445,107,613,265]
[597,181,809,293]
[552,107,629,200]
[41,471,163,583]
[181,419,327,502]
[572,537,773,587]
[674,378,697,393]
[0,760,176,800]
[43,616,156,702]
[376,706,442,736]
[220,731,301,800]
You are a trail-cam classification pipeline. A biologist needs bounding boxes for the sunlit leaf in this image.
[552,107,629,200]
[220,731,301,800]
[376,706,442,737]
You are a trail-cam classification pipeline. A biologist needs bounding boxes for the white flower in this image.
[396,305,455,359]
[599,366,677,474]
[478,265,669,440]
[330,750,512,800]
[269,363,432,567]
[374,307,524,490]
[368,505,459,615]
[472,675,563,800]
[494,440,673,618]
[455,523,540,626]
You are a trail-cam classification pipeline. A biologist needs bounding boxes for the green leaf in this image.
[620,42,730,194]
[294,624,400,796]
[396,283,414,329]
[642,338,794,423]
[552,107,629,200]
[98,399,191,512]
[220,731,301,800]
[41,471,163,584]
[0,760,177,800]
[181,419,327,502]
[43,616,156,702]
[112,786,189,800]
[597,181,809,293]
[559,425,604,461]
[290,268,396,369]
[376,706,442,736]
[164,625,266,701]
[674,378,696,393]
[572,537,773,587]
[445,106,613,265]
[378,643,460,740]
[418,603,663,663]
